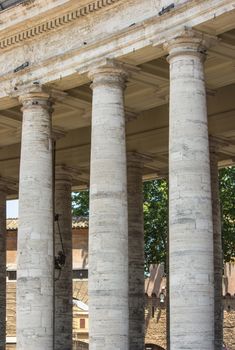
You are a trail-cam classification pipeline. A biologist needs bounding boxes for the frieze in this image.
[0,0,120,50]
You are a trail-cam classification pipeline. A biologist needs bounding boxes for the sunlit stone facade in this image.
[0,0,234,348]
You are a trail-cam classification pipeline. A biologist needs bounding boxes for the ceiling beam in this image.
[0,113,21,129]
[209,42,235,61]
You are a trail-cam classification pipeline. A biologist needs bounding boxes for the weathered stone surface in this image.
[127,153,145,350]
[17,89,54,350]
[0,188,6,350]
[210,140,223,350]
[54,166,73,350]
[0,0,233,98]
[0,1,234,349]
[224,300,235,350]
[167,30,214,350]
[88,61,129,350]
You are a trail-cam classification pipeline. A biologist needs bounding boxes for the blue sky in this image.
[7,200,18,218]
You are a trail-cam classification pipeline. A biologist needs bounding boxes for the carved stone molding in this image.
[0,0,121,51]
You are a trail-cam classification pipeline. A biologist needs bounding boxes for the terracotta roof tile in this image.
[6,218,18,231]
[6,217,89,230]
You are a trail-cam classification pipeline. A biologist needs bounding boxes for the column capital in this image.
[164,28,218,62]
[88,59,130,89]
[13,84,67,112]
[14,84,52,111]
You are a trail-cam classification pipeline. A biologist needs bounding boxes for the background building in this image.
[5,219,235,350]
[6,218,89,350]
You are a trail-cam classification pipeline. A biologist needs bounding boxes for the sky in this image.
[7,200,18,218]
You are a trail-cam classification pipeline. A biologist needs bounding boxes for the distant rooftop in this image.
[0,0,24,11]
[6,217,89,230]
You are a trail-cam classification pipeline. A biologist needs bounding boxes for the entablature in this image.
[0,0,234,108]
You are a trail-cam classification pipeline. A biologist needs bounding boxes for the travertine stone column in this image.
[127,152,145,350]
[17,87,54,350]
[88,60,129,350]
[0,185,6,350]
[166,30,214,350]
[54,165,73,350]
[210,139,223,350]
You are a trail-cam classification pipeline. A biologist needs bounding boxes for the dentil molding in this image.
[0,0,120,50]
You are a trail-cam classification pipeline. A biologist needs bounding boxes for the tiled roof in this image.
[6,218,18,231]
[6,217,89,230]
[72,217,89,229]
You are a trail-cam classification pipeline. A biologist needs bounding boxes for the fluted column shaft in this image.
[54,166,73,350]
[166,30,214,350]
[127,154,145,350]
[0,187,6,350]
[88,62,129,350]
[210,141,223,350]
[17,89,54,350]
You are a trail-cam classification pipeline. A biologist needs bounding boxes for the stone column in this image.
[127,152,145,350]
[88,60,129,350]
[166,30,215,350]
[0,185,6,350]
[54,165,73,350]
[210,139,223,350]
[17,87,54,350]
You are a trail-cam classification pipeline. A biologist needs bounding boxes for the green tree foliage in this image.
[219,167,235,262]
[71,167,235,267]
[72,190,89,217]
[143,179,168,270]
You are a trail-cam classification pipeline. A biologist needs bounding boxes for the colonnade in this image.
[0,29,224,350]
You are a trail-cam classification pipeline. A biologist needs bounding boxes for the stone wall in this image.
[73,341,89,350]
[144,297,235,350]
[6,230,17,269]
[6,345,15,350]
[6,282,16,337]
[6,281,16,350]
[145,301,167,349]
[224,298,235,350]
[72,228,88,269]
[6,227,88,271]
[5,284,235,349]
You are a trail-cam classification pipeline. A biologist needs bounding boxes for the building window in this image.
[73,269,88,280]
[80,318,85,329]
[7,270,17,281]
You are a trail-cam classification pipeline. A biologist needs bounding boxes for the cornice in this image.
[0,0,121,51]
